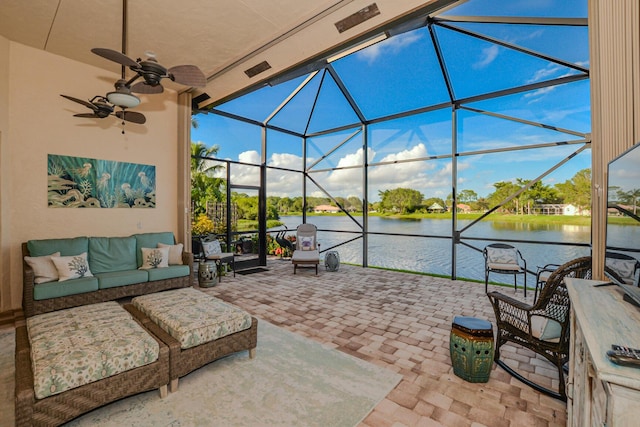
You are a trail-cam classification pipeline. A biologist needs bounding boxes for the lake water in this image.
[273,215,602,284]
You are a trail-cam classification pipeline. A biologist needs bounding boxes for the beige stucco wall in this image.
[590,0,640,279]
[0,35,10,315]
[0,42,181,312]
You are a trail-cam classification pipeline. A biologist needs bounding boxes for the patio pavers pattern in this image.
[198,259,567,427]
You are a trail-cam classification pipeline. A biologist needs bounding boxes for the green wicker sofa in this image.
[21,232,194,316]
[15,231,192,426]
[16,231,257,426]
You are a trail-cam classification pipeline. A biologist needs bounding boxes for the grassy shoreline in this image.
[237,212,638,231]
[282,212,595,226]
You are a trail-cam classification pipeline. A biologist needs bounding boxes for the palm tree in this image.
[191,141,220,174]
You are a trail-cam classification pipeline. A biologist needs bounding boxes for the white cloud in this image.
[226,143,466,201]
[268,152,305,169]
[355,33,422,64]
[238,150,260,164]
[527,63,563,83]
[473,45,499,69]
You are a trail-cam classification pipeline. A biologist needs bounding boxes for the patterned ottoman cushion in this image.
[27,301,160,399]
[132,288,252,350]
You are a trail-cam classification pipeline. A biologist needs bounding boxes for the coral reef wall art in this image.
[48,154,156,208]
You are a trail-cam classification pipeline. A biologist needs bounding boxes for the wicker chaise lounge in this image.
[124,288,258,392]
[16,235,191,426]
[15,314,170,427]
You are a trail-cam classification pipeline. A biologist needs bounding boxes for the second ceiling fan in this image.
[61,0,206,130]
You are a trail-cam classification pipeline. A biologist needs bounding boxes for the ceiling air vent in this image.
[334,3,380,33]
[244,61,272,78]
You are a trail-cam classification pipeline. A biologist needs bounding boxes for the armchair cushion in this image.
[292,250,319,262]
[606,257,638,285]
[487,262,522,271]
[530,316,562,342]
[486,247,519,265]
[202,240,222,256]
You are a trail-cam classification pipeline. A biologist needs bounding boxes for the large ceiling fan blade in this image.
[168,65,206,87]
[91,48,140,68]
[115,110,146,124]
[61,94,97,111]
[73,113,101,119]
[131,81,164,94]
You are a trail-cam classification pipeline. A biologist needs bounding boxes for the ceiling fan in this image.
[60,94,146,124]
[60,0,205,131]
[91,48,206,95]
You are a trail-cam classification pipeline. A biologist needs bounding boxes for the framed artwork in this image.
[48,154,156,208]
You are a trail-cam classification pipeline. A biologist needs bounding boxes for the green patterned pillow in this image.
[51,252,94,282]
[139,247,170,269]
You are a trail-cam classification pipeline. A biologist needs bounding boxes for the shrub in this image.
[192,214,214,236]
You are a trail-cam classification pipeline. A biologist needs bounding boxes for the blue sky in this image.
[192,0,590,203]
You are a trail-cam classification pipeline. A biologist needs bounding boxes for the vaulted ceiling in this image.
[0,0,455,105]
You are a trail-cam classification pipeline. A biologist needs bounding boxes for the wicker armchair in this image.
[487,256,593,401]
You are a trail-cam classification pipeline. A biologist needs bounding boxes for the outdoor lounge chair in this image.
[605,251,640,286]
[483,243,527,297]
[291,223,320,274]
[487,256,594,401]
[200,234,235,282]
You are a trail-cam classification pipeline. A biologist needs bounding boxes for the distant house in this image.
[427,202,445,213]
[533,203,590,216]
[456,203,472,213]
[313,204,340,213]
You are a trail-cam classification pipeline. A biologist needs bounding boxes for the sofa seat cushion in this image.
[26,301,160,399]
[33,277,99,300]
[146,265,190,281]
[132,288,252,350]
[96,270,149,289]
[89,236,138,274]
[27,236,89,257]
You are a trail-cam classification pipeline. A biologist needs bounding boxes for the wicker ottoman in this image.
[449,316,494,383]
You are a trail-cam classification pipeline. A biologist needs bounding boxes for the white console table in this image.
[565,278,640,427]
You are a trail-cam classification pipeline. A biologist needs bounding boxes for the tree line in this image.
[192,141,593,218]
[378,169,592,214]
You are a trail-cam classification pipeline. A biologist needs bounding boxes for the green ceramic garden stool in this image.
[449,316,494,383]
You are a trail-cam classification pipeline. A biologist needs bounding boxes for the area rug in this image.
[43,320,400,426]
[236,267,270,275]
[0,330,15,427]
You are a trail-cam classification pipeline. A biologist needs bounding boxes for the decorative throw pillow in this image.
[202,240,222,257]
[51,252,93,282]
[24,252,61,284]
[300,236,314,251]
[157,242,184,265]
[139,247,170,269]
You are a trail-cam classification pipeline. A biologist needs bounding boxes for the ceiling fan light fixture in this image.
[106,91,140,108]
